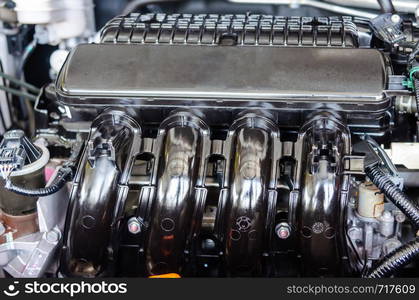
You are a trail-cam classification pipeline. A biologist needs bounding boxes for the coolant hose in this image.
[365,165,419,228]
[366,238,419,278]
[5,167,73,197]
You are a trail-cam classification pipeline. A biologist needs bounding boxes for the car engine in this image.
[0,0,418,278]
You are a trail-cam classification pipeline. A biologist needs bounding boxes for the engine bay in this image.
[0,0,418,278]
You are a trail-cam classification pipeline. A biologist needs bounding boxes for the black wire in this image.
[365,238,419,278]
[5,167,73,197]
[365,165,419,229]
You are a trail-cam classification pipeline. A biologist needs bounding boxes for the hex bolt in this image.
[128,217,142,234]
[275,222,291,239]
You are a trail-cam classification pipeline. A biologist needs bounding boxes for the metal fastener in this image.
[275,222,291,239]
[128,217,142,234]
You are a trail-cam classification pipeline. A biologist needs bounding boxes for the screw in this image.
[128,217,142,234]
[275,222,291,239]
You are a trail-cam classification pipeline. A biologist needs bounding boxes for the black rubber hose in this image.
[5,167,73,197]
[365,165,419,229]
[366,238,419,278]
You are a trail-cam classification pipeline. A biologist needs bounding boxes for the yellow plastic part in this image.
[149,273,181,278]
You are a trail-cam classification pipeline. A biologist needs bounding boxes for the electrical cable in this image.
[15,38,38,134]
[365,238,419,278]
[0,59,11,130]
[0,85,37,102]
[365,165,419,229]
[0,71,40,94]
[5,166,73,197]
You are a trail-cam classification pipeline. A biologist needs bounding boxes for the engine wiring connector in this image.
[402,66,419,91]
[370,13,406,45]
[0,130,44,181]
[0,130,33,180]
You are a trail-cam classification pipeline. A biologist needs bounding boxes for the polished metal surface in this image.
[57,45,389,109]
[1,227,61,278]
[0,188,66,278]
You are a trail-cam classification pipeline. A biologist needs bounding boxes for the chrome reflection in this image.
[291,112,351,276]
[145,111,211,275]
[220,112,281,275]
[61,109,141,277]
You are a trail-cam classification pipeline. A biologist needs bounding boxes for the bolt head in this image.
[275,223,291,239]
[128,217,141,234]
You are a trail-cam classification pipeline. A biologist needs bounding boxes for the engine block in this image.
[1,10,418,279]
[49,14,397,277]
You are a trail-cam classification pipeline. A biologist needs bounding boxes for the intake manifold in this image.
[61,109,141,277]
